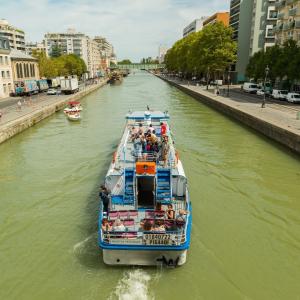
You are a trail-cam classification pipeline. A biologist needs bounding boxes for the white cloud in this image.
[1,0,229,61]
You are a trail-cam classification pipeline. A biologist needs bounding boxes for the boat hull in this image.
[103,249,187,266]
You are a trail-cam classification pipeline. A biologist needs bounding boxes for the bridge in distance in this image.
[114,64,165,70]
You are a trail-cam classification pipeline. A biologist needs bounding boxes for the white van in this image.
[243,82,259,94]
[286,93,300,103]
[272,90,288,101]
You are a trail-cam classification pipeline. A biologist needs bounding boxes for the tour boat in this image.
[64,101,83,114]
[98,110,192,267]
[66,111,81,121]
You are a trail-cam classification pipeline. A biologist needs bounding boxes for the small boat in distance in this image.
[64,101,82,114]
[98,110,192,267]
[66,111,81,121]
[108,71,123,85]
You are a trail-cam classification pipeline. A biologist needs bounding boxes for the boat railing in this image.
[102,230,186,246]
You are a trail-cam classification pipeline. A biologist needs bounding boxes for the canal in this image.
[0,71,299,300]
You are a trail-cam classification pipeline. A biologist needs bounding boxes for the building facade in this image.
[0,37,13,99]
[0,19,26,52]
[229,0,277,82]
[203,12,229,27]
[274,0,300,45]
[10,49,39,83]
[25,41,47,56]
[183,17,208,38]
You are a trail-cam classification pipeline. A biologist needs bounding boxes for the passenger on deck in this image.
[99,185,110,212]
[102,218,112,232]
[133,135,142,157]
[131,126,138,135]
[161,136,170,167]
[176,209,188,222]
[155,202,162,211]
[138,123,144,135]
[160,122,167,137]
[152,220,166,232]
[148,124,155,133]
[166,204,175,219]
[113,219,126,231]
[143,220,153,231]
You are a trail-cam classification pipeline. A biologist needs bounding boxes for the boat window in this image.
[137,176,155,208]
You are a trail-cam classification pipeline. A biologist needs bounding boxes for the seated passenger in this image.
[155,202,162,211]
[176,209,188,222]
[138,123,144,135]
[113,219,126,231]
[152,220,166,232]
[131,126,138,135]
[143,220,153,231]
[166,204,175,219]
[102,218,112,232]
[148,124,155,133]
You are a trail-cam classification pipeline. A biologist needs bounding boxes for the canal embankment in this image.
[157,75,300,155]
[0,79,108,145]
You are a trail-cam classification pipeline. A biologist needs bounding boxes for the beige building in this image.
[25,41,47,56]
[0,37,13,98]
[10,49,39,83]
[0,19,26,52]
[274,0,300,45]
[87,38,102,77]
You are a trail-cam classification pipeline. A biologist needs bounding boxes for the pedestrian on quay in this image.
[17,100,22,111]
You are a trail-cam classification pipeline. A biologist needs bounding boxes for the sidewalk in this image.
[159,75,300,154]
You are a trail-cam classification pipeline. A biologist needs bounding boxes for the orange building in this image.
[203,12,229,27]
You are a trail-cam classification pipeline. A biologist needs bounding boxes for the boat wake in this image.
[73,233,97,255]
[108,269,154,300]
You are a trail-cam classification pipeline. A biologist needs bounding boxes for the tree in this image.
[165,22,237,79]
[118,59,132,65]
[50,45,62,58]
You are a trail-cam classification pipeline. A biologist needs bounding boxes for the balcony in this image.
[275,0,286,8]
[295,21,300,28]
[277,12,285,19]
[289,8,297,16]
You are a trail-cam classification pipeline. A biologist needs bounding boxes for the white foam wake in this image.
[109,269,154,300]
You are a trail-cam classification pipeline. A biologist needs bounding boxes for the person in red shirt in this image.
[160,122,167,136]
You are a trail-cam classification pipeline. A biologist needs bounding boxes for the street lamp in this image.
[261,65,270,108]
[227,70,231,97]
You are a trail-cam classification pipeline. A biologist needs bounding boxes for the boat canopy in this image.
[126,110,169,121]
[68,101,80,105]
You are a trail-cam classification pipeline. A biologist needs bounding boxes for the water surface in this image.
[0,72,299,300]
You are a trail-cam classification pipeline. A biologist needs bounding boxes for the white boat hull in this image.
[67,114,81,121]
[102,249,187,266]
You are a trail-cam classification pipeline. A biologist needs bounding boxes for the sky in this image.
[1,0,228,62]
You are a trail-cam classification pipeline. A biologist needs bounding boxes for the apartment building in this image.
[0,19,26,52]
[25,41,47,56]
[203,12,229,27]
[0,37,13,99]
[229,0,277,82]
[183,17,208,38]
[274,0,300,45]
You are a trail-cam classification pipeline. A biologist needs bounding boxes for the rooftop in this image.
[10,48,37,61]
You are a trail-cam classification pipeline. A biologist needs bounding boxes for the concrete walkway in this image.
[159,75,300,154]
[0,80,107,144]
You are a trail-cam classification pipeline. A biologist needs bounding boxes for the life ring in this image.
[112,152,117,163]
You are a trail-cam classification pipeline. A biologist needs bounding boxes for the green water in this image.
[0,72,299,300]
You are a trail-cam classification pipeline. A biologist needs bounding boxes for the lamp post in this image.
[227,70,231,97]
[261,65,270,108]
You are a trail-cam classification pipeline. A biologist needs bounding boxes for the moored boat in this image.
[98,110,192,267]
[64,101,82,114]
[66,111,81,121]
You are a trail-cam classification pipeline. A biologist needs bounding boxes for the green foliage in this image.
[118,59,132,65]
[165,22,237,77]
[50,45,62,58]
[32,51,87,78]
[246,40,300,88]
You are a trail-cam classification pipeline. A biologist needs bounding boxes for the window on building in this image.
[33,64,35,77]
[6,70,10,78]
[1,70,5,78]
[0,56,3,64]
[4,56,8,64]
[268,10,277,20]
[20,64,23,78]
[3,84,7,94]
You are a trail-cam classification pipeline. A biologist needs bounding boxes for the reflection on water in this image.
[0,71,299,300]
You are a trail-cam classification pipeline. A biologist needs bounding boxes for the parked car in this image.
[272,89,288,101]
[243,82,259,93]
[47,88,58,95]
[286,93,300,103]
